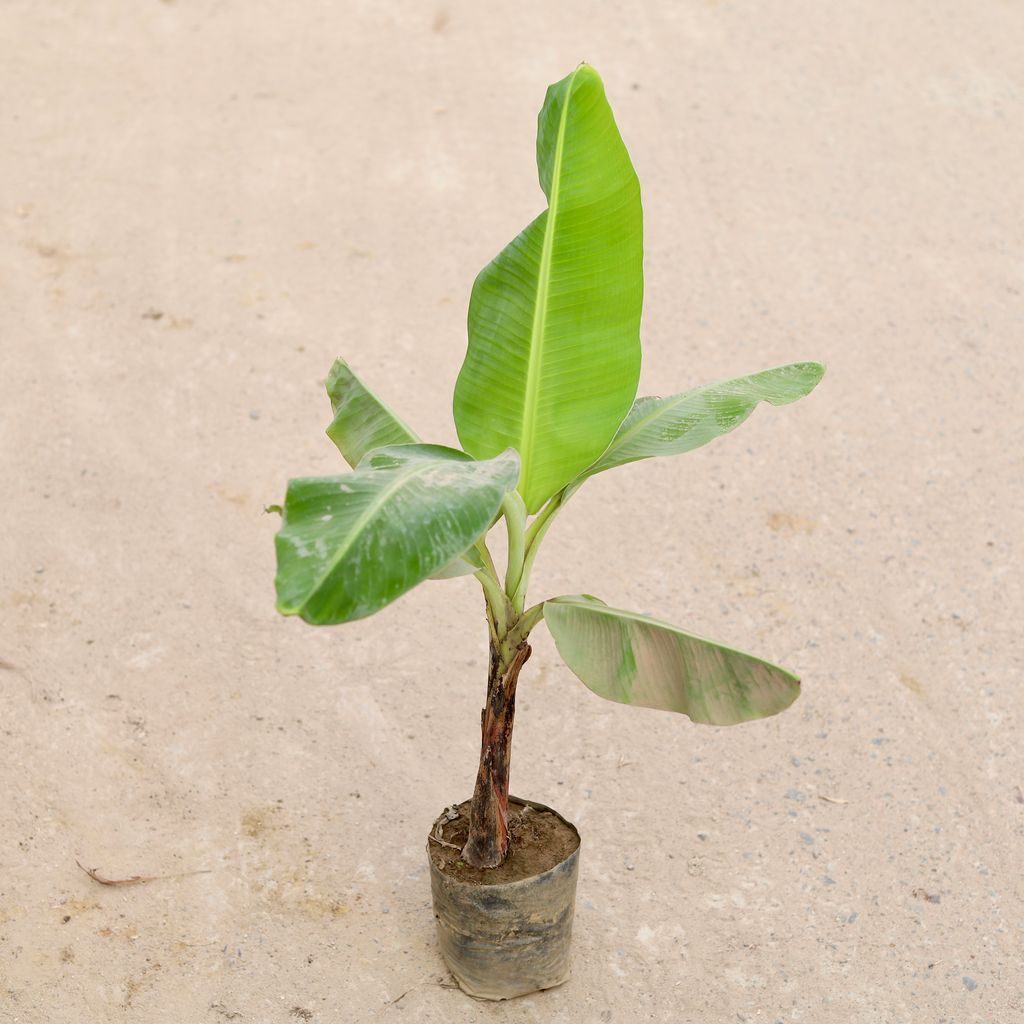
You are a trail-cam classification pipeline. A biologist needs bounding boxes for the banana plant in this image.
[273,64,824,869]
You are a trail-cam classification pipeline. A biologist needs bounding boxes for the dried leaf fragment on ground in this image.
[75,859,211,887]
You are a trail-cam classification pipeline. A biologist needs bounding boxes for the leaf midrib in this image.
[591,366,802,474]
[518,67,580,487]
[296,460,436,613]
[595,390,698,469]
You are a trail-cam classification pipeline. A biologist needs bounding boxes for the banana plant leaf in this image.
[571,362,825,489]
[275,445,519,624]
[324,358,482,579]
[325,358,418,468]
[453,64,643,513]
[544,596,801,725]
[428,548,484,579]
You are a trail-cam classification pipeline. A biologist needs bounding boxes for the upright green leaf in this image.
[453,64,644,513]
[544,596,800,725]
[571,362,825,488]
[275,445,519,624]
[325,358,418,468]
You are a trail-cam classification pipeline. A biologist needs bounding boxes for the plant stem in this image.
[524,488,564,551]
[462,490,560,868]
[462,633,532,869]
[473,536,499,581]
[510,602,545,645]
[474,569,509,637]
[512,489,565,609]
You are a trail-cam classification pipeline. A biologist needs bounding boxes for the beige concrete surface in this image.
[2,2,1023,1021]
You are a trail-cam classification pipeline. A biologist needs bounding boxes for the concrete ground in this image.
[2,2,1022,1021]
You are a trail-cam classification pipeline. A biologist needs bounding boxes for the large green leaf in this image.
[275,445,519,624]
[325,358,418,468]
[544,596,800,725]
[323,359,482,580]
[572,362,825,488]
[453,64,643,513]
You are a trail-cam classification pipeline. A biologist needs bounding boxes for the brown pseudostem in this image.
[462,638,532,869]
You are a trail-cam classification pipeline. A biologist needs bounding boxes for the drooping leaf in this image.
[323,359,482,580]
[354,446,491,581]
[275,445,519,624]
[453,64,643,513]
[544,596,801,725]
[325,358,418,468]
[570,362,825,489]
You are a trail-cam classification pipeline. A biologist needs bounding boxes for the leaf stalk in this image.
[512,488,565,609]
[501,493,528,609]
